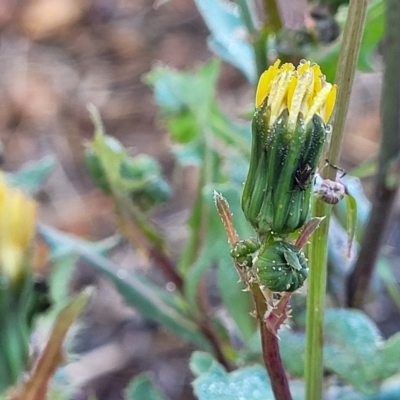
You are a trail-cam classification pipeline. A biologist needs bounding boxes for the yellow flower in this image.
[0,174,37,283]
[242,60,337,235]
[255,59,337,131]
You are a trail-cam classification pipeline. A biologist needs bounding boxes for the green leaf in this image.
[145,60,221,124]
[334,176,371,242]
[380,332,400,378]
[166,111,200,144]
[38,224,212,351]
[145,61,251,164]
[126,373,168,400]
[5,155,56,194]
[16,289,91,399]
[210,187,255,343]
[193,0,255,82]
[183,182,255,343]
[323,309,384,395]
[216,258,255,343]
[280,309,400,394]
[190,352,305,400]
[279,329,306,377]
[145,61,236,169]
[190,352,275,400]
[184,214,228,308]
[327,216,355,301]
[190,351,214,375]
[344,192,358,257]
[88,109,128,190]
[208,104,251,159]
[47,255,78,316]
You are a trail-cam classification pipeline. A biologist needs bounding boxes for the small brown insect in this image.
[294,164,314,191]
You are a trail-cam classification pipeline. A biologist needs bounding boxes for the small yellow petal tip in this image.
[0,172,37,282]
[255,59,336,128]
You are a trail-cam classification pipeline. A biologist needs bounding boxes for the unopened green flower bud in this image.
[84,136,124,194]
[255,241,308,292]
[242,60,336,236]
[230,238,260,268]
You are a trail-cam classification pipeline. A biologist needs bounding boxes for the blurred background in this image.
[0,0,383,399]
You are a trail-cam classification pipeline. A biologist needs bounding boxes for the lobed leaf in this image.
[279,309,400,394]
[190,352,305,400]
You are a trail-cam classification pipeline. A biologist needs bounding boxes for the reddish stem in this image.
[253,286,293,400]
[151,251,183,291]
[215,193,292,397]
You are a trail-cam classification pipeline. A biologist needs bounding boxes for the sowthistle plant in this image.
[217,58,338,400]
[3,1,400,399]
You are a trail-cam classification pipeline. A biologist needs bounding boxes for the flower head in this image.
[256,59,336,131]
[0,174,37,283]
[242,60,337,235]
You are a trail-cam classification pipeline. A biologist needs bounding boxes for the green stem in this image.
[347,0,400,308]
[256,0,283,80]
[262,0,283,31]
[304,1,367,399]
[254,34,269,80]
[235,0,257,34]
[304,201,331,398]
[326,0,367,173]
[235,0,283,80]
[234,0,267,80]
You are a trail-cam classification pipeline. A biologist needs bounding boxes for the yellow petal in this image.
[297,60,310,76]
[286,75,298,112]
[324,84,337,122]
[269,70,292,125]
[288,68,313,130]
[312,65,322,98]
[0,172,37,281]
[255,60,281,108]
[304,83,334,125]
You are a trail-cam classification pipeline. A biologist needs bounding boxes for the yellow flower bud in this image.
[242,60,337,236]
[0,174,36,284]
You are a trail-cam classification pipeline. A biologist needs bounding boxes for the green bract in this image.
[230,238,260,268]
[242,106,327,235]
[255,241,308,292]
